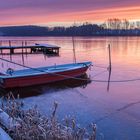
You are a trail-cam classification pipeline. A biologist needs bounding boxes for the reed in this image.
[0,93,97,140]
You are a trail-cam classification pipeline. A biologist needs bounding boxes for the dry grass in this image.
[1,92,96,140]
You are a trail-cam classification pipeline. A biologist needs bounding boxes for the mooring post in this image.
[107,68,112,91]
[108,44,112,71]
[22,41,24,54]
[107,44,112,91]
[72,36,76,63]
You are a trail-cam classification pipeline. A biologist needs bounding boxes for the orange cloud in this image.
[51,6,140,22]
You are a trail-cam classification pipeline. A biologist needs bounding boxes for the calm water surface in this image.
[0,37,140,140]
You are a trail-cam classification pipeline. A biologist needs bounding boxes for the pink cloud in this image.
[0,0,140,26]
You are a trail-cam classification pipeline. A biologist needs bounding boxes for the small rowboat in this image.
[0,61,92,88]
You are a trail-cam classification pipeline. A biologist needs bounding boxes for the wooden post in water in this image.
[72,36,76,63]
[22,41,24,54]
[0,40,2,46]
[9,40,14,54]
[0,41,2,54]
[25,41,27,46]
[107,68,112,91]
[25,41,28,54]
[9,40,11,47]
[108,44,112,71]
[21,41,25,65]
[107,44,112,91]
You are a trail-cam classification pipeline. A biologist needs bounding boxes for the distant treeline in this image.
[0,19,140,36]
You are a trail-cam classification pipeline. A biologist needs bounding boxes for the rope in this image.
[91,70,107,78]
[94,65,107,69]
[0,57,140,83]
[0,57,47,73]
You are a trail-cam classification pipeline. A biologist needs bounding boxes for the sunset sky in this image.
[0,0,140,26]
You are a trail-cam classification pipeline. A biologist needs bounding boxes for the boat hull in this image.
[0,67,89,88]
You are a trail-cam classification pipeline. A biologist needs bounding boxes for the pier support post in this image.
[9,40,11,47]
[22,41,24,54]
[10,49,14,54]
[25,41,27,54]
[25,41,27,46]
[30,48,33,53]
[0,41,2,46]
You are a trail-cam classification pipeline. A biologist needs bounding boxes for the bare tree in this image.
[122,19,130,30]
[136,21,140,29]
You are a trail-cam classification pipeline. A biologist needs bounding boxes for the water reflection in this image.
[1,74,91,98]
[0,37,140,140]
[107,69,112,91]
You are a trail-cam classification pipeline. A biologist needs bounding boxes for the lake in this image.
[0,36,140,140]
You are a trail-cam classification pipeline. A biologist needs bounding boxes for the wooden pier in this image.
[0,42,60,55]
